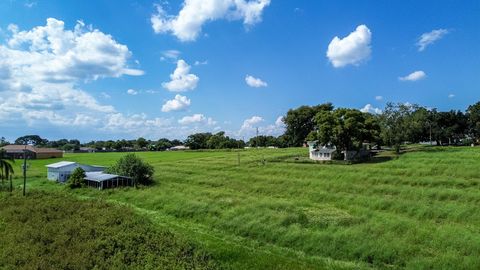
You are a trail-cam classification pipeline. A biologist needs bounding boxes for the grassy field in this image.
[2,146,480,269]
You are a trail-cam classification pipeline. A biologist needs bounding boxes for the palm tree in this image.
[0,149,14,186]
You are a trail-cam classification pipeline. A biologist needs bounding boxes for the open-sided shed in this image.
[84,172,133,190]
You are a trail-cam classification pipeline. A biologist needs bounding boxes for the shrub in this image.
[0,191,216,269]
[67,167,86,189]
[106,154,154,186]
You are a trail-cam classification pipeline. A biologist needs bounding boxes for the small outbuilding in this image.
[84,172,133,190]
[46,161,105,182]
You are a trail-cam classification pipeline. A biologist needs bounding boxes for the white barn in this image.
[46,161,105,182]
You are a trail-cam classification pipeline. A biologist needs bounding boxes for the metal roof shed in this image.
[84,172,133,190]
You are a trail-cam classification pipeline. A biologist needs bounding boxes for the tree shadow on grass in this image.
[362,155,398,164]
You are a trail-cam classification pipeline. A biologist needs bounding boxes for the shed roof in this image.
[46,161,77,168]
[84,172,131,182]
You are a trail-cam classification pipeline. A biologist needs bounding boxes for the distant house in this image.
[76,147,96,153]
[168,145,189,151]
[307,141,336,161]
[46,161,105,182]
[1,145,63,159]
[307,141,370,161]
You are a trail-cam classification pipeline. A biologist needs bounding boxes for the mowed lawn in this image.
[6,147,480,269]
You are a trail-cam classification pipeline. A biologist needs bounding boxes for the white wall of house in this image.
[309,151,334,161]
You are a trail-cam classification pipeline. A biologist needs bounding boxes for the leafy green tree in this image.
[379,103,418,153]
[67,167,86,189]
[248,135,279,147]
[155,138,173,151]
[185,133,212,150]
[313,108,379,160]
[171,139,183,146]
[15,135,48,146]
[283,103,334,146]
[0,149,14,185]
[136,137,149,149]
[467,102,480,143]
[106,154,154,186]
[0,137,10,147]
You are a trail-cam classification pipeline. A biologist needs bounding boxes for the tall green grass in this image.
[4,147,480,269]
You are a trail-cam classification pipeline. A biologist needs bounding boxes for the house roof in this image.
[2,145,62,153]
[84,172,131,182]
[46,161,77,168]
[312,145,337,154]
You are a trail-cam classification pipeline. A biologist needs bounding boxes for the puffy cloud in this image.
[448,94,455,98]
[326,24,372,68]
[245,75,267,87]
[241,115,263,130]
[151,0,271,42]
[238,115,285,138]
[162,60,199,92]
[5,18,143,82]
[360,104,382,114]
[161,94,191,112]
[399,70,426,81]
[178,113,216,125]
[0,18,154,134]
[417,29,449,51]
[127,89,138,95]
[375,95,383,101]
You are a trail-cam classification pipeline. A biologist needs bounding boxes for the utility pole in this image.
[23,145,27,196]
[430,122,433,146]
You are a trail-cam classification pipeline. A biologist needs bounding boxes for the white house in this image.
[307,141,371,161]
[46,161,105,182]
[307,141,336,161]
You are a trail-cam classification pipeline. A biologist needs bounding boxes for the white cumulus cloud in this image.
[375,95,383,101]
[245,75,267,88]
[0,18,145,126]
[327,24,372,68]
[178,113,216,125]
[241,115,263,130]
[151,0,271,42]
[417,29,449,51]
[399,70,426,82]
[238,115,285,138]
[360,104,382,114]
[162,94,191,112]
[127,89,138,95]
[162,59,199,92]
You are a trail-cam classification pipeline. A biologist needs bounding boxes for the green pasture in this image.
[2,146,480,269]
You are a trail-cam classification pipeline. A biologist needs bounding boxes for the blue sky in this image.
[0,0,479,142]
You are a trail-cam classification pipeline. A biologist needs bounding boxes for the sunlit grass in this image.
[4,146,480,269]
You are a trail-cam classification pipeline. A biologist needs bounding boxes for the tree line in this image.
[2,101,480,152]
[283,101,480,154]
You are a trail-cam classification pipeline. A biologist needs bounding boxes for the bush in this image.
[67,167,86,189]
[106,154,154,186]
[0,191,216,269]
